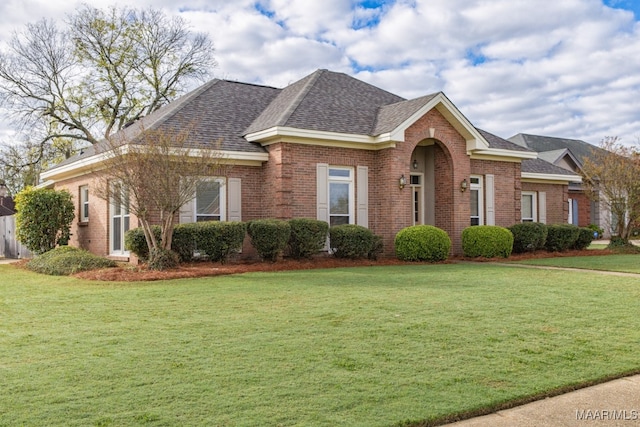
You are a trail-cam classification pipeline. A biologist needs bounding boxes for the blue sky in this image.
[1,0,639,146]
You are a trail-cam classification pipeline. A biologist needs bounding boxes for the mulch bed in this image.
[71,248,615,282]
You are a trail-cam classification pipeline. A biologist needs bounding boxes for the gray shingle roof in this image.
[521,158,579,176]
[373,94,439,135]
[245,69,405,135]
[476,129,534,152]
[508,133,605,166]
[49,79,281,170]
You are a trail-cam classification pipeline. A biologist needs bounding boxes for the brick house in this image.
[40,69,580,260]
[509,133,610,236]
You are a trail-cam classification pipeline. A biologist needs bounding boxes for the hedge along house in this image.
[39,69,580,260]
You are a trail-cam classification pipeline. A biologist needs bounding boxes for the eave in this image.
[521,172,583,184]
[40,147,269,183]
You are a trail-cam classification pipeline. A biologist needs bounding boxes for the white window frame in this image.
[80,185,89,223]
[109,181,130,256]
[521,191,538,222]
[194,177,226,222]
[470,175,484,226]
[410,173,424,225]
[328,167,354,227]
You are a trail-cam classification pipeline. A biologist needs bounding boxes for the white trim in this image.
[109,181,130,256]
[410,173,425,225]
[327,166,355,226]
[522,172,582,183]
[40,146,268,182]
[521,191,538,222]
[194,177,227,222]
[470,175,484,226]
[80,185,89,222]
[472,148,538,160]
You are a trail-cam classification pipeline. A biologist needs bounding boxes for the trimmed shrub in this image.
[508,222,548,253]
[125,226,162,262]
[287,218,329,259]
[587,224,604,239]
[394,225,451,262]
[248,219,291,262]
[572,227,595,250]
[368,234,384,260]
[462,226,514,258]
[14,187,75,254]
[545,224,580,252]
[147,247,179,270]
[26,246,116,276]
[329,224,377,259]
[171,223,197,263]
[195,221,247,263]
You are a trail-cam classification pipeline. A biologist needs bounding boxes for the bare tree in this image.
[0,4,215,191]
[581,136,640,244]
[94,123,229,269]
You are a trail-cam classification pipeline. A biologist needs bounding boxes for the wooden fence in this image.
[0,215,31,259]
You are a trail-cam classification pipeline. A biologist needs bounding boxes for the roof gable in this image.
[508,133,606,167]
[246,69,404,136]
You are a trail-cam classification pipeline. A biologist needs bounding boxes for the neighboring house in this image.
[508,133,610,235]
[40,69,580,260]
[0,183,15,217]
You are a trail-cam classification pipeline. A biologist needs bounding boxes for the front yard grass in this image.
[2,262,640,426]
[513,254,640,274]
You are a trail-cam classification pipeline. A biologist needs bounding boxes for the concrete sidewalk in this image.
[443,374,640,426]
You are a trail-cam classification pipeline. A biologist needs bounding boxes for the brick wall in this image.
[570,190,592,227]
[471,159,522,227]
[522,182,568,224]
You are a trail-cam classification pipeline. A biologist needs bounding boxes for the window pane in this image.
[197,181,221,216]
[330,216,349,227]
[522,195,533,218]
[329,169,350,178]
[470,177,480,185]
[470,189,479,217]
[113,217,121,251]
[410,175,421,185]
[197,216,221,222]
[124,216,130,234]
[471,217,480,226]
[83,203,89,220]
[330,182,349,215]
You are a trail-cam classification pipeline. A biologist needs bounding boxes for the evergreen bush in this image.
[329,224,377,259]
[125,226,162,262]
[572,227,595,250]
[462,226,513,258]
[26,246,116,275]
[14,187,75,254]
[195,221,247,263]
[545,224,580,252]
[508,222,548,253]
[248,219,291,262]
[287,218,328,259]
[394,225,451,262]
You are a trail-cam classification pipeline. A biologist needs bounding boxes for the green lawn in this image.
[514,254,640,274]
[2,262,640,426]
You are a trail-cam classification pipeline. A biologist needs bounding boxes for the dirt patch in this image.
[71,248,614,282]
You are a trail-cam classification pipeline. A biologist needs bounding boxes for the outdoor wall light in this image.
[412,159,418,169]
[460,178,468,192]
[399,174,406,189]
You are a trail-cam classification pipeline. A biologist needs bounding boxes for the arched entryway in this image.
[409,140,455,236]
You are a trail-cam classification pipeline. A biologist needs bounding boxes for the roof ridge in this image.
[272,69,324,127]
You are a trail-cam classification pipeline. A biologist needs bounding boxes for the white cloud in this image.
[1,0,640,146]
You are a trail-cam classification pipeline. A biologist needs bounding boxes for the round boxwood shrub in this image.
[394,225,451,262]
[248,219,291,262]
[572,226,595,250]
[545,224,580,252]
[462,226,514,258]
[195,221,247,263]
[508,222,548,253]
[288,218,329,259]
[329,224,377,259]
